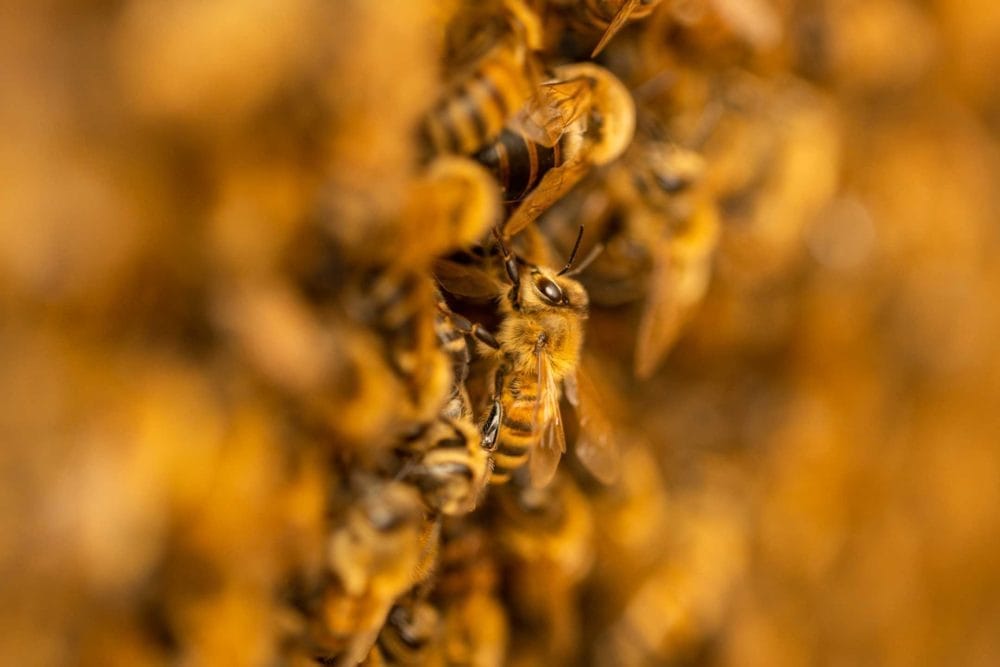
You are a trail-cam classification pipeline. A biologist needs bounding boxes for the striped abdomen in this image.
[477,127,574,203]
[372,602,438,666]
[490,373,540,484]
[422,42,533,157]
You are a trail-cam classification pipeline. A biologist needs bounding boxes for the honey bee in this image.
[592,468,748,665]
[433,519,508,667]
[476,62,636,237]
[363,596,443,667]
[399,414,492,517]
[311,480,432,666]
[438,228,618,488]
[391,293,497,517]
[493,475,595,664]
[539,127,720,378]
[422,0,545,157]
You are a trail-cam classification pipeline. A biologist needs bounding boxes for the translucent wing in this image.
[634,237,683,379]
[529,343,565,489]
[510,77,593,148]
[566,366,621,484]
[433,258,502,300]
[591,0,642,57]
[504,154,590,237]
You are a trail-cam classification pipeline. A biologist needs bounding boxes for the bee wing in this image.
[504,154,590,237]
[529,346,565,489]
[568,367,621,485]
[591,0,643,56]
[634,238,684,379]
[511,77,593,148]
[433,258,502,300]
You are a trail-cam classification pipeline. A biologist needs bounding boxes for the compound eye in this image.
[537,277,563,304]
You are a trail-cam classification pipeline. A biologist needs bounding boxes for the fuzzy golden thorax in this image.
[495,266,589,378]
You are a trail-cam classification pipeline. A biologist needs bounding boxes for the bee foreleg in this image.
[492,227,521,307]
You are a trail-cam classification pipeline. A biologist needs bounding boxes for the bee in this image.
[422,0,545,157]
[399,413,492,518]
[475,62,636,237]
[433,519,508,667]
[392,292,497,517]
[539,125,720,378]
[438,228,618,488]
[493,475,595,664]
[553,0,665,56]
[363,596,443,666]
[592,468,747,665]
[311,480,433,667]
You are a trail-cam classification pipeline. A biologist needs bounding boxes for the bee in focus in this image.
[475,62,636,237]
[439,227,619,488]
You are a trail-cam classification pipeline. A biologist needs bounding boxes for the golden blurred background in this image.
[2,1,999,665]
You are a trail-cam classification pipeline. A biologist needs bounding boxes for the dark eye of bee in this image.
[537,277,564,304]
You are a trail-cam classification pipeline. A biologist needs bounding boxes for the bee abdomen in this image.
[477,128,562,202]
[375,604,436,665]
[423,48,530,156]
[490,398,538,484]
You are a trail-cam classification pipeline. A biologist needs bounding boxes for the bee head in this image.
[521,267,589,314]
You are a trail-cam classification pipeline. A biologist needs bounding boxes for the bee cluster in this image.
[5,0,1000,666]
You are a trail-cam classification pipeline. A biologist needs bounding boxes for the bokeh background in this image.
[2,1,999,665]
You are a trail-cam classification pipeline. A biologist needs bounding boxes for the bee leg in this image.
[492,227,521,308]
[481,398,503,451]
[481,367,505,451]
[443,310,500,350]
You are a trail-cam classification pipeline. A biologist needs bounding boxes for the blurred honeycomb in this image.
[2,1,1000,666]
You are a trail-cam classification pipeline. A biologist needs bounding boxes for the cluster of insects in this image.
[282,1,761,664]
[2,0,908,664]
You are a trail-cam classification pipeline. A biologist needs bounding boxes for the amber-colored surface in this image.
[2,1,999,665]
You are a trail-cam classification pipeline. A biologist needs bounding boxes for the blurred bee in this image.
[475,62,636,237]
[399,413,492,518]
[539,127,720,378]
[363,596,443,667]
[552,0,665,56]
[493,475,595,664]
[592,469,748,666]
[422,0,545,157]
[331,156,499,438]
[311,480,433,667]
[434,518,508,667]
[391,293,496,517]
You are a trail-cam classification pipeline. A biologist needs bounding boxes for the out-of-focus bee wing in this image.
[433,258,502,300]
[529,347,565,489]
[634,239,684,379]
[566,368,621,484]
[505,155,589,237]
[591,0,643,57]
[511,77,593,147]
